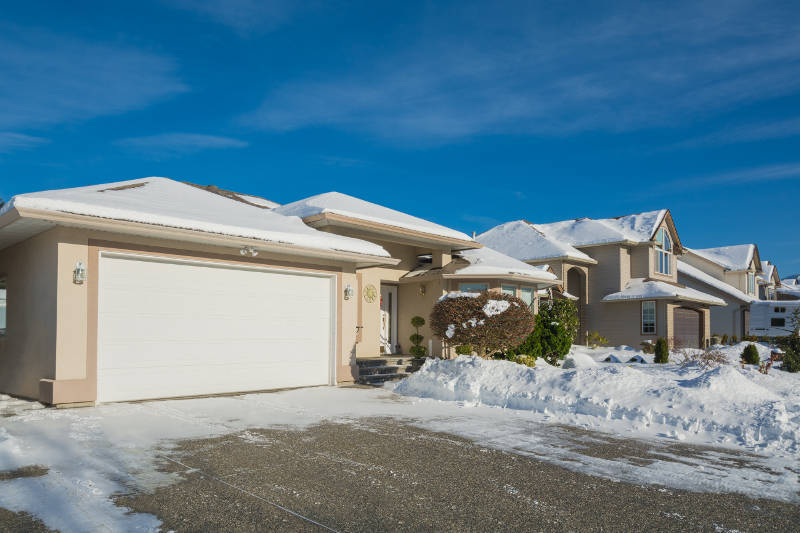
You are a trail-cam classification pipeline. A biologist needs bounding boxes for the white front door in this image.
[97,252,336,402]
[379,285,398,354]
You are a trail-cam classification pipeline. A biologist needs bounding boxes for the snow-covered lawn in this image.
[0,344,797,531]
[395,343,799,455]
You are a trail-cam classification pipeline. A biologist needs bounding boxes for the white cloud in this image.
[663,163,800,191]
[114,133,248,156]
[0,26,186,130]
[0,132,48,153]
[162,0,298,33]
[240,1,800,143]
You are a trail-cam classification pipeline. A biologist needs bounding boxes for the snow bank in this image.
[394,347,800,454]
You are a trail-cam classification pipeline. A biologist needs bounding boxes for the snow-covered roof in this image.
[602,278,726,306]
[677,260,755,303]
[531,209,668,247]
[0,178,390,258]
[757,260,778,284]
[235,194,281,209]
[453,247,559,283]
[688,244,756,272]
[274,191,474,242]
[778,277,800,298]
[477,220,596,263]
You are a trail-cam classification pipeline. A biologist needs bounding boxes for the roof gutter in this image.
[11,207,400,268]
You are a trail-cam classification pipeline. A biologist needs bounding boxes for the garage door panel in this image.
[98,254,334,402]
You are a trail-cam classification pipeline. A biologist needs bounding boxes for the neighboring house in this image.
[677,260,755,339]
[0,178,398,406]
[274,193,559,359]
[680,244,763,336]
[778,275,800,301]
[757,260,780,300]
[749,300,800,337]
[479,210,726,348]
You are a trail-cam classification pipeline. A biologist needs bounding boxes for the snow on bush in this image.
[394,344,800,453]
[430,291,534,356]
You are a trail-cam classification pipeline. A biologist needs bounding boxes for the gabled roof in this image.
[476,220,596,264]
[404,246,559,286]
[273,191,475,244]
[688,244,760,272]
[677,260,755,303]
[757,260,779,285]
[778,276,800,298]
[531,209,672,248]
[602,277,726,306]
[0,178,392,260]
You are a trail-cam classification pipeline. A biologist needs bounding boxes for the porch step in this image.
[356,356,426,386]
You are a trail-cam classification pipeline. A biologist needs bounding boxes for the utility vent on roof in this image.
[99,182,148,193]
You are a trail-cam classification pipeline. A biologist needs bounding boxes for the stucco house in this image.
[479,210,725,348]
[778,275,800,300]
[0,178,403,406]
[757,260,781,301]
[274,192,559,359]
[679,244,763,337]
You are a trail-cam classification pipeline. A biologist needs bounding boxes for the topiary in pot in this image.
[741,343,760,365]
[654,337,669,364]
[409,316,427,358]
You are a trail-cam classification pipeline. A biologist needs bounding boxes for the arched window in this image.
[655,228,672,275]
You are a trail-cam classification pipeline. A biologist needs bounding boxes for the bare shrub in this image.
[679,346,729,370]
[430,291,535,357]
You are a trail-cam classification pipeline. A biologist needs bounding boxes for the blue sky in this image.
[1,1,799,273]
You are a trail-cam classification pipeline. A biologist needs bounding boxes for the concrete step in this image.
[356,372,412,385]
[357,364,419,376]
[357,357,425,367]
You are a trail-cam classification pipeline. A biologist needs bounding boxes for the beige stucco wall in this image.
[0,225,362,405]
[0,228,60,400]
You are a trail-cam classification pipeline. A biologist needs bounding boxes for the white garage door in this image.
[97,253,335,402]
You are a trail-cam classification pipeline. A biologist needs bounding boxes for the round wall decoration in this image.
[363,284,378,303]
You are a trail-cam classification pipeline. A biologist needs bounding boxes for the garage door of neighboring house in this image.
[97,253,335,402]
[673,308,701,349]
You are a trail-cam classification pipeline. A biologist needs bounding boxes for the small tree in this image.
[654,337,669,364]
[409,316,427,358]
[778,308,800,373]
[510,299,579,366]
[430,292,535,357]
[587,331,609,349]
[741,344,759,365]
[721,334,729,345]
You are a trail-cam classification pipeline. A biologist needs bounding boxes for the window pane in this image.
[771,318,785,327]
[459,283,488,292]
[501,285,516,296]
[642,300,656,333]
[520,287,534,308]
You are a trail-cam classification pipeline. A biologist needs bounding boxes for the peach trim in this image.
[302,212,480,250]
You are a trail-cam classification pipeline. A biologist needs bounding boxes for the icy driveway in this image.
[0,387,798,531]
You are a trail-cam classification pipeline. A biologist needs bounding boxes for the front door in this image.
[379,285,398,354]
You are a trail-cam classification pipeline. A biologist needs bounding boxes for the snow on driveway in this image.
[0,349,798,531]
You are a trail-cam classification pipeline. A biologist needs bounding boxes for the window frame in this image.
[654,228,672,276]
[458,282,488,293]
[771,317,786,328]
[747,272,755,295]
[641,300,656,335]
[519,287,535,309]
[501,284,517,297]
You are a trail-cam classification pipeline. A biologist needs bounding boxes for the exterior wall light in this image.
[73,262,87,284]
[420,284,426,296]
[344,284,354,300]
[239,246,259,257]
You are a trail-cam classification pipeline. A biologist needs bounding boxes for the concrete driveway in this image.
[0,387,797,532]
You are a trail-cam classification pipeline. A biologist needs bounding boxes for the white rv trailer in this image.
[749,300,800,337]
